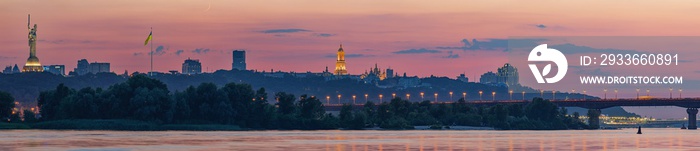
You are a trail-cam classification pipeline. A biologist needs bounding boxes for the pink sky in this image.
[3,1,700,118]
[3,1,700,77]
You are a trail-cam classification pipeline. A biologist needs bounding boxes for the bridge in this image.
[323,98,700,129]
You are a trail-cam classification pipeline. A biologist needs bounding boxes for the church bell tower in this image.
[334,44,347,75]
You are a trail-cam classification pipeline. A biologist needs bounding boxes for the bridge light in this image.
[479,91,483,100]
[379,94,383,103]
[509,90,513,100]
[352,95,356,105]
[449,91,453,102]
[434,93,438,103]
[552,91,555,100]
[604,89,608,100]
[646,89,650,97]
[492,91,496,101]
[540,89,544,98]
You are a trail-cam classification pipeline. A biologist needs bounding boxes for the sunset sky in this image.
[3,1,700,76]
[3,1,700,118]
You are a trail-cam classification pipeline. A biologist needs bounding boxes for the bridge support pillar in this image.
[687,108,698,130]
[587,109,601,129]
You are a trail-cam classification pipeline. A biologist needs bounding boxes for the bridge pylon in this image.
[688,108,698,130]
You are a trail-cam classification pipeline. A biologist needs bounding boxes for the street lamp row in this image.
[321,88,686,105]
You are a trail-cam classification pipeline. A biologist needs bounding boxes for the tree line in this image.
[0,75,591,130]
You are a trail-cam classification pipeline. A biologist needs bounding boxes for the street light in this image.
[604,89,608,100]
[338,94,342,104]
[420,92,425,101]
[680,89,683,98]
[462,92,467,101]
[540,89,544,98]
[326,96,330,104]
[379,94,384,103]
[406,94,410,101]
[352,95,356,105]
[670,87,673,99]
[509,90,513,100]
[636,88,640,99]
[552,91,555,100]
[392,93,396,99]
[646,89,650,97]
[614,89,618,100]
[434,93,438,103]
[364,94,368,103]
[521,91,525,100]
[492,92,496,101]
[479,91,483,100]
[583,90,587,100]
[449,91,453,102]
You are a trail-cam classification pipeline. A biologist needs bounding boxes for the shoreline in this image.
[413,125,495,130]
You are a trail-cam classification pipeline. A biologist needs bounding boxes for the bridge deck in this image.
[323,98,700,111]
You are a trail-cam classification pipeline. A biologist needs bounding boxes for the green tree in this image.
[276,92,296,115]
[130,87,174,123]
[247,88,273,128]
[298,95,324,120]
[587,109,601,129]
[525,98,559,122]
[8,112,21,123]
[22,109,37,123]
[348,111,367,130]
[193,83,233,124]
[37,83,73,120]
[222,83,255,126]
[126,74,169,93]
[389,97,410,119]
[63,87,99,119]
[377,102,391,122]
[363,101,376,126]
[0,91,15,120]
[171,90,191,122]
[339,104,353,129]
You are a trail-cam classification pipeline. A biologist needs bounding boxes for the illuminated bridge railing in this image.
[323,98,700,111]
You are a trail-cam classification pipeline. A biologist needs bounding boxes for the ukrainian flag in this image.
[144,31,152,46]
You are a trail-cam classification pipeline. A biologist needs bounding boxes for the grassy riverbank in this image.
[2,119,241,131]
[0,122,31,129]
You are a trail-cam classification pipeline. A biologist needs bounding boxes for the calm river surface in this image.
[1,128,698,151]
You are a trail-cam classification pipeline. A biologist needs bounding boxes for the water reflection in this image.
[0,129,698,150]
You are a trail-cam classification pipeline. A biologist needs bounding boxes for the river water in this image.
[0,128,697,151]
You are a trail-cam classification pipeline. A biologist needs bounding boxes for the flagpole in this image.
[150,27,153,76]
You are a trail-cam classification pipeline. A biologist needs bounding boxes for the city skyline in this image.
[4,1,700,78]
[4,2,700,150]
